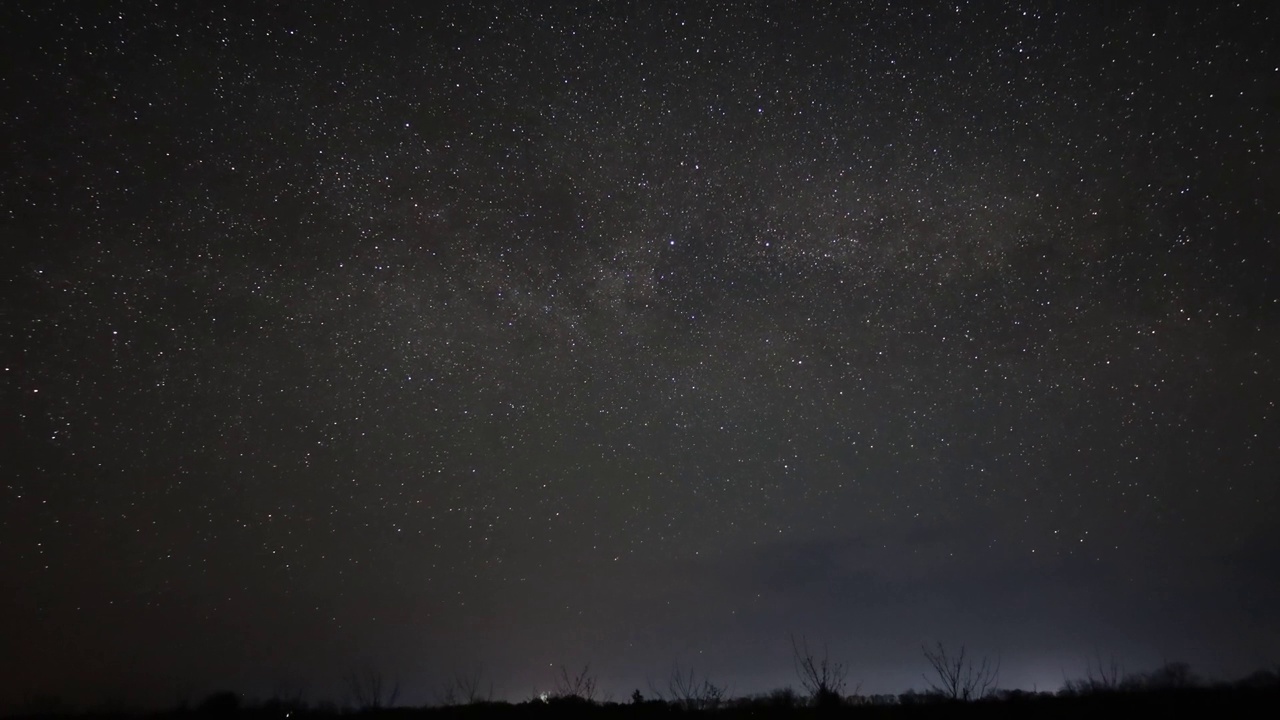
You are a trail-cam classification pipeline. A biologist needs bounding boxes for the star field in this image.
[2,1,1278,708]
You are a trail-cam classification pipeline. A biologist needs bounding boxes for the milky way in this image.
[2,1,1277,707]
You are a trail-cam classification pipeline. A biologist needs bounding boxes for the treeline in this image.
[9,651,1280,719]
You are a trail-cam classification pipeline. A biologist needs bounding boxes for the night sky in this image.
[2,0,1278,710]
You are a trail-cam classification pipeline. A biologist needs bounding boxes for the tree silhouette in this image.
[551,664,598,703]
[791,634,849,707]
[437,665,493,706]
[650,663,727,711]
[921,642,1000,701]
[1142,661,1198,690]
[1063,653,1124,694]
[197,691,240,714]
[345,669,399,711]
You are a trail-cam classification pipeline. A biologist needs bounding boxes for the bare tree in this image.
[346,669,400,711]
[791,635,849,707]
[650,663,727,711]
[1089,653,1124,691]
[921,643,1000,701]
[1063,653,1124,694]
[1144,661,1198,690]
[264,678,309,714]
[437,665,493,706]
[552,664,598,702]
